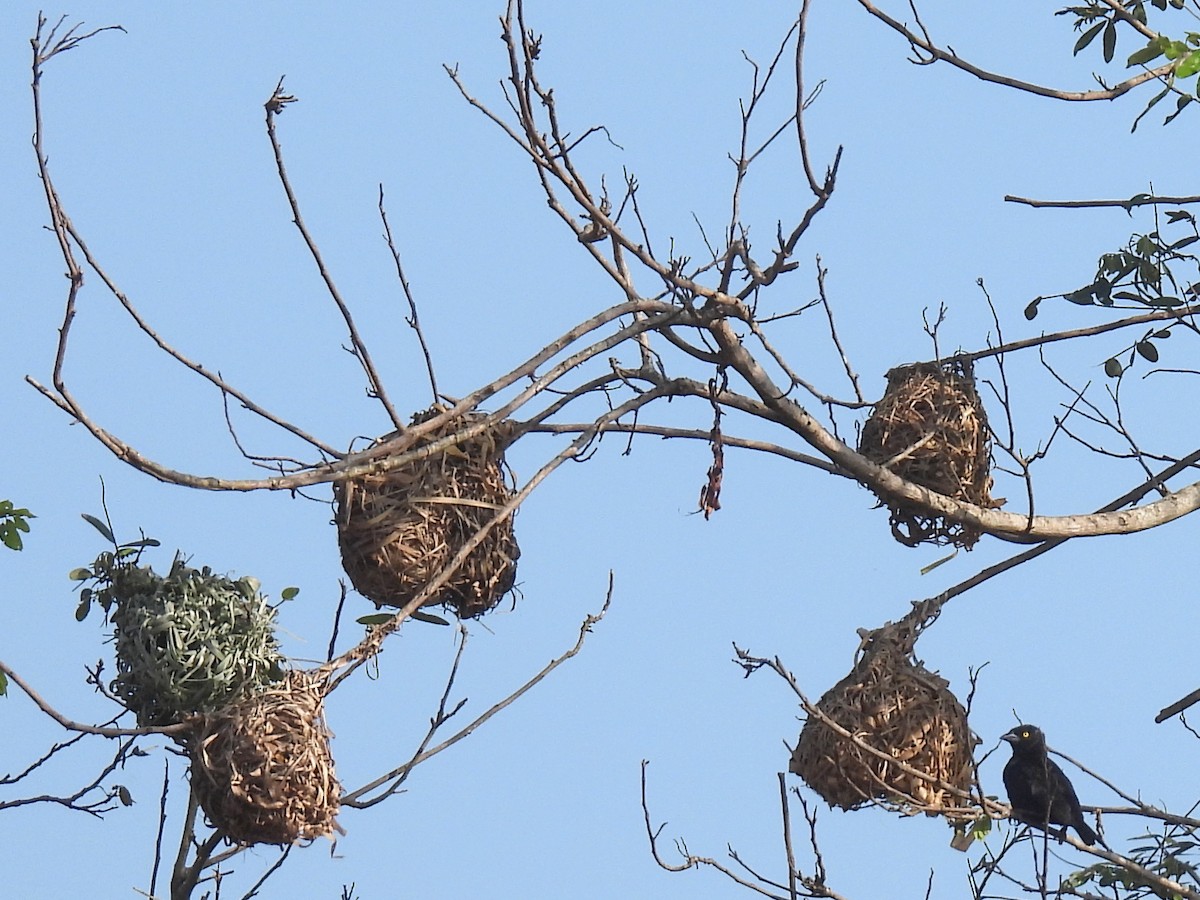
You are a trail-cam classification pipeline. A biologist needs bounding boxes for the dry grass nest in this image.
[790,630,978,817]
[334,408,520,619]
[189,671,341,846]
[858,360,998,549]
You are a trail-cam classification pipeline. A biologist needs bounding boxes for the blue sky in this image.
[2,2,1197,898]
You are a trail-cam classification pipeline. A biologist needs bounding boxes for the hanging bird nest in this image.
[334,407,520,619]
[189,671,341,846]
[789,627,977,817]
[109,557,285,727]
[858,359,996,549]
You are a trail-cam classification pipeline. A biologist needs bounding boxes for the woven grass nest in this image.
[189,671,341,846]
[109,558,285,727]
[790,630,977,816]
[858,360,996,549]
[334,407,520,619]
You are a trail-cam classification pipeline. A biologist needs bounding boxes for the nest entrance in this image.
[334,408,520,619]
[790,627,977,817]
[189,672,341,846]
[858,360,996,549]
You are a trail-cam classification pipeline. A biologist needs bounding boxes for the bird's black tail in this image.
[1074,819,1099,846]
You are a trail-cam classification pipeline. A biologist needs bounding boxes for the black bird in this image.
[1001,724,1100,846]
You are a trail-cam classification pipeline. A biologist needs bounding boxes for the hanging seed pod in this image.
[189,671,341,846]
[334,407,520,619]
[790,628,978,816]
[858,360,997,549]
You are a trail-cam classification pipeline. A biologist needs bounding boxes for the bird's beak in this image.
[1001,733,1018,744]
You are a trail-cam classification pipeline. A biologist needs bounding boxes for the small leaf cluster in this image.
[1060,0,1200,127]
[1061,830,1200,898]
[69,513,161,622]
[70,513,286,726]
[0,500,34,551]
[1025,210,1198,377]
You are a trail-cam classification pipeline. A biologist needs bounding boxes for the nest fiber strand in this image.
[110,558,284,727]
[790,632,976,816]
[335,409,519,618]
[858,360,995,549]
[190,672,341,846]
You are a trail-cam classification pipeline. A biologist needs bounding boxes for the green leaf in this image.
[121,538,160,550]
[1164,40,1189,61]
[81,514,115,544]
[0,670,7,696]
[1023,299,1040,320]
[1178,49,1200,79]
[1104,358,1124,378]
[411,610,451,626]
[1132,83,1171,131]
[1075,21,1106,56]
[1136,340,1160,362]
[117,785,134,807]
[1127,39,1166,67]
[68,567,93,581]
[1154,329,1172,339]
[75,596,92,622]
[1102,21,1117,64]
[1065,288,1094,305]
[280,586,300,600]
[1,528,22,551]
[1148,296,1184,307]
[919,550,957,575]
[1164,93,1193,125]
[357,613,395,627]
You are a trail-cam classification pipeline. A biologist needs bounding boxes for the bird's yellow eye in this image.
[1021,730,1030,738]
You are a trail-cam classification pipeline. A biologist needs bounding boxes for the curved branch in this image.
[705,311,1200,539]
[264,79,404,433]
[854,0,1173,101]
[0,658,186,739]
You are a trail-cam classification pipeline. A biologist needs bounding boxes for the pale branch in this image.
[28,297,675,491]
[30,30,342,465]
[341,627,471,810]
[885,443,1200,637]
[0,735,138,818]
[815,260,864,404]
[723,15,804,272]
[1005,192,1200,209]
[522,421,848,478]
[1099,0,1163,42]
[0,725,91,787]
[795,0,823,198]
[0,658,187,739]
[1158,686,1200,723]
[640,760,852,900]
[263,79,404,433]
[853,0,1174,101]
[342,580,611,807]
[734,147,842,301]
[149,760,171,900]
[779,774,800,900]
[704,310,1200,539]
[378,185,440,405]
